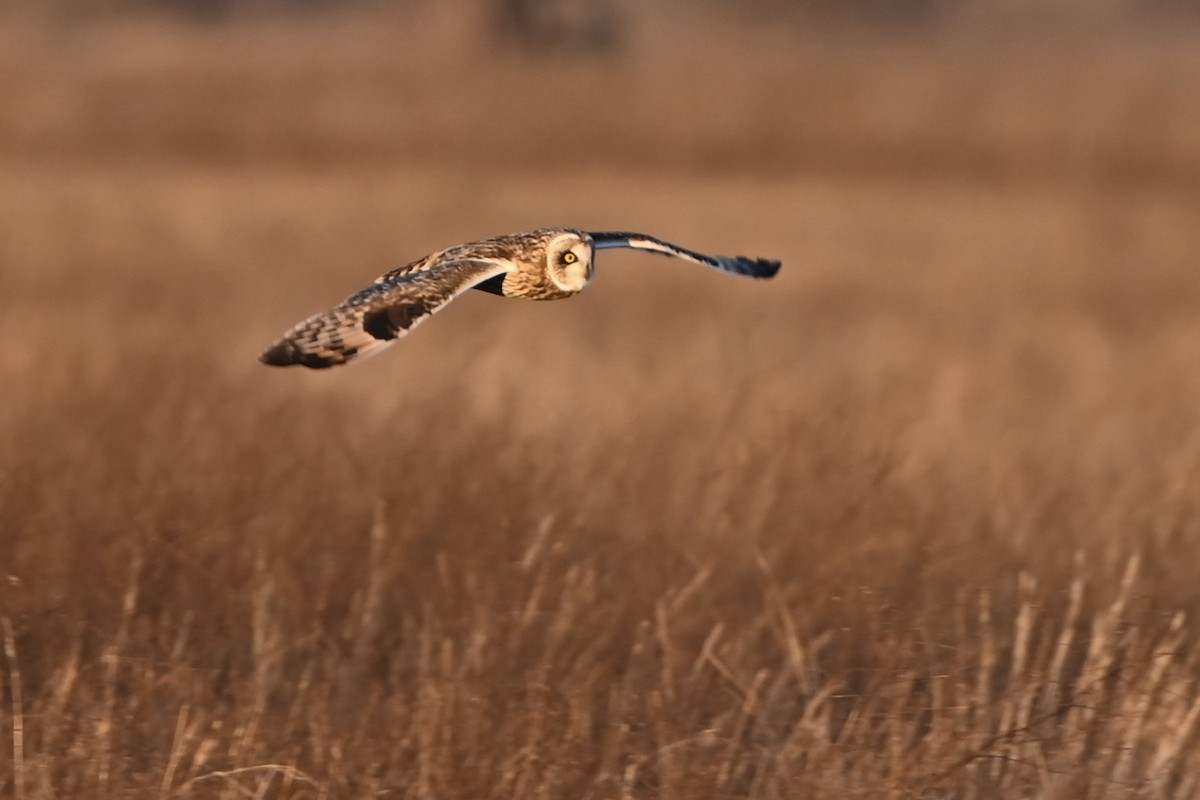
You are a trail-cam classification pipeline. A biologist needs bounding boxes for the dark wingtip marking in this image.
[259,340,340,369]
[297,353,338,369]
[745,258,782,278]
[718,256,781,278]
[259,341,298,367]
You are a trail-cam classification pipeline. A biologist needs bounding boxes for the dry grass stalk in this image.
[341,499,391,705]
[95,548,142,795]
[1040,574,1084,716]
[2,618,24,800]
[157,704,189,800]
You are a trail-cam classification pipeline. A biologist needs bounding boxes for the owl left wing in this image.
[259,259,510,369]
[590,231,780,279]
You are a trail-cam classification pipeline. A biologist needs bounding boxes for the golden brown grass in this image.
[4,6,1200,798]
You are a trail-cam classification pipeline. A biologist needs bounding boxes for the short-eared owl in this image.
[260,228,781,369]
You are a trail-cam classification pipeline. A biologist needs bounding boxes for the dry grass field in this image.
[4,3,1200,797]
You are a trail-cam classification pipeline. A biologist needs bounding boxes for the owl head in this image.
[544,231,594,292]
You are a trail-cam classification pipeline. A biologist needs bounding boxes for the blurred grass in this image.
[3,3,1200,798]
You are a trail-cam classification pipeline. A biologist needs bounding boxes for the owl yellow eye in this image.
[562,252,578,264]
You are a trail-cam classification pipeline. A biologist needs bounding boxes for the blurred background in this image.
[5,1,1200,796]
[4,0,1199,417]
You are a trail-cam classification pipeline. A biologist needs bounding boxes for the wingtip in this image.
[260,340,339,369]
[739,257,782,279]
[758,258,782,278]
[259,342,295,367]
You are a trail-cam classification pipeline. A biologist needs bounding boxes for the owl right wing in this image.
[589,231,781,279]
[259,259,511,369]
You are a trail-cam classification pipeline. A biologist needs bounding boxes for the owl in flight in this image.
[260,228,781,369]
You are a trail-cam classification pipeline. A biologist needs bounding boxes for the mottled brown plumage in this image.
[260,227,780,369]
[259,260,509,369]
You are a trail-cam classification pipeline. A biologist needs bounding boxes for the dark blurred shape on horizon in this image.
[493,0,622,50]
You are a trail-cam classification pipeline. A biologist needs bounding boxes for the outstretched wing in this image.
[260,259,510,369]
[589,231,781,279]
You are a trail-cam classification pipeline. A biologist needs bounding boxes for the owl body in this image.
[383,228,591,301]
[261,227,778,369]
